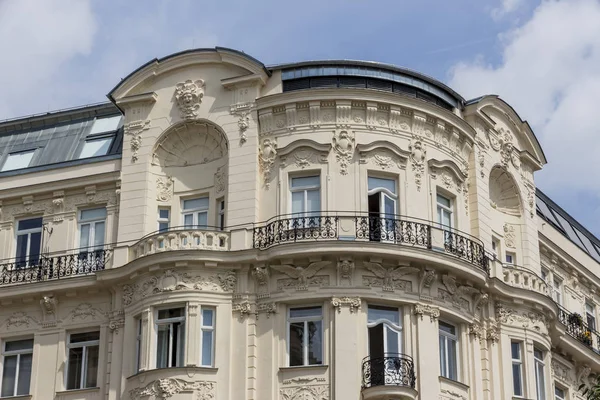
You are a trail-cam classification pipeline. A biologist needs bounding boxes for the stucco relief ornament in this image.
[503,223,516,248]
[363,262,419,292]
[331,297,361,313]
[214,166,227,194]
[124,119,150,163]
[332,130,355,175]
[156,176,174,202]
[409,139,426,191]
[336,259,354,285]
[174,79,205,120]
[236,110,250,144]
[129,378,215,400]
[251,265,270,289]
[259,139,277,189]
[271,261,331,291]
[413,303,440,322]
[280,385,329,400]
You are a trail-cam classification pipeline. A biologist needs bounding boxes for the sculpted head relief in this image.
[174,79,205,120]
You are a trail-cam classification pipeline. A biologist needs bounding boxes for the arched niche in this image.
[489,166,521,216]
[152,120,228,168]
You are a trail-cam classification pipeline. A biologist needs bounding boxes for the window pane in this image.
[81,208,107,221]
[197,212,208,227]
[79,224,90,249]
[70,331,100,343]
[159,222,169,232]
[536,362,546,399]
[15,234,28,266]
[84,346,98,388]
[156,325,169,369]
[291,191,304,214]
[534,348,543,360]
[202,309,214,327]
[511,342,520,359]
[17,218,43,231]
[201,330,213,366]
[80,138,112,158]
[290,307,322,319]
[386,327,399,354]
[94,222,105,247]
[183,198,209,210]
[28,231,41,263]
[437,194,451,208]
[2,150,35,172]
[184,214,194,228]
[306,190,321,213]
[174,322,184,367]
[439,335,447,377]
[289,322,304,366]
[158,308,185,320]
[447,339,457,380]
[89,116,122,135]
[159,209,170,219]
[291,176,320,188]
[67,347,83,389]
[1,355,17,397]
[5,339,33,352]
[555,387,565,399]
[307,321,322,365]
[512,364,523,396]
[368,306,400,325]
[368,177,396,193]
[18,354,33,394]
[439,321,456,336]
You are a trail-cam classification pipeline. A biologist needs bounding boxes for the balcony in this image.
[557,304,600,353]
[501,264,548,297]
[361,353,417,400]
[131,226,230,260]
[0,248,110,286]
[252,213,488,273]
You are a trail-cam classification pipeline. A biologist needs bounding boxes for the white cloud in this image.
[491,0,525,19]
[449,0,600,203]
[0,0,96,119]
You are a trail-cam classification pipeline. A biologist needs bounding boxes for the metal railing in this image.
[252,212,488,273]
[0,248,111,286]
[557,304,600,352]
[361,353,416,389]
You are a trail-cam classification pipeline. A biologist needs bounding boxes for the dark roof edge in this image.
[0,102,121,132]
[107,47,270,100]
[536,188,600,247]
[269,59,465,104]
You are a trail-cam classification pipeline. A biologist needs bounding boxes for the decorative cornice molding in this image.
[413,303,440,322]
[331,297,361,314]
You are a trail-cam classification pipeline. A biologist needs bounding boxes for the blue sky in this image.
[1,0,599,236]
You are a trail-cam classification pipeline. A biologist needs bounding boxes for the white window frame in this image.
[135,318,142,373]
[287,306,323,367]
[511,341,524,397]
[439,320,459,381]
[15,217,43,266]
[1,338,33,397]
[367,305,403,353]
[158,207,170,232]
[79,136,113,159]
[554,384,566,400]
[586,301,596,330]
[181,197,209,228]
[78,208,107,251]
[534,347,546,400]
[505,252,516,265]
[66,331,100,390]
[217,199,225,230]
[491,237,500,260]
[200,307,215,367]
[155,307,186,369]
[552,276,563,305]
[289,175,321,216]
[1,149,35,172]
[436,193,454,228]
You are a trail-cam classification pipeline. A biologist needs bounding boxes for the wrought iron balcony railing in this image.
[362,353,416,389]
[252,212,488,273]
[557,304,600,352]
[0,248,111,286]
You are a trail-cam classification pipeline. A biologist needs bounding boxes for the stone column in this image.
[331,297,362,400]
[413,303,441,399]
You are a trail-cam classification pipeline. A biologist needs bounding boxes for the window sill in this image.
[55,387,100,395]
[279,365,328,372]
[438,376,469,390]
[0,395,32,400]
[127,366,218,380]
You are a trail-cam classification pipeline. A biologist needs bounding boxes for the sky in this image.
[0,0,599,236]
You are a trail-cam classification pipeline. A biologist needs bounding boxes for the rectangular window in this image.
[158,208,170,232]
[66,331,99,390]
[506,252,515,264]
[553,277,563,305]
[586,302,596,330]
[511,341,524,397]
[491,238,499,258]
[1,150,35,172]
[156,308,185,368]
[135,318,142,373]
[217,200,225,230]
[200,308,215,367]
[541,268,548,282]
[288,306,323,366]
[534,348,546,400]
[182,197,209,228]
[88,116,121,135]
[554,386,566,400]
[79,137,113,159]
[290,176,321,216]
[79,208,107,251]
[439,321,458,381]
[15,217,43,267]
[1,339,33,397]
[437,194,453,228]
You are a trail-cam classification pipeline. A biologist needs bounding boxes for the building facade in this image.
[0,47,597,400]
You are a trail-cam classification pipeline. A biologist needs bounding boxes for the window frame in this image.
[200,307,216,367]
[15,217,43,267]
[436,192,454,229]
[554,384,566,400]
[287,306,324,367]
[78,208,107,251]
[181,197,209,228]
[586,301,596,331]
[217,199,225,231]
[66,331,100,390]
[155,306,186,369]
[1,149,36,172]
[552,276,563,305]
[534,347,546,400]
[78,136,114,159]
[158,207,170,233]
[438,320,459,381]
[1,338,34,397]
[289,175,321,216]
[135,318,142,373]
[367,305,403,354]
[505,252,516,265]
[511,341,524,397]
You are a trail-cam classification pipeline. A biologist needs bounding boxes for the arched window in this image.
[367,305,403,385]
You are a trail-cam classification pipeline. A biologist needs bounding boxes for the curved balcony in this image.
[0,247,111,286]
[131,226,230,260]
[361,353,417,400]
[501,264,548,297]
[252,212,488,273]
[557,304,600,354]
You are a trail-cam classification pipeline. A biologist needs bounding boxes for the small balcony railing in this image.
[0,247,111,286]
[252,212,488,273]
[557,304,600,352]
[502,264,549,297]
[362,353,416,389]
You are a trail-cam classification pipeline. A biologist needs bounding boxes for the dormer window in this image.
[79,137,113,159]
[78,116,122,159]
[1,149,35,172]
[89,116,121,135]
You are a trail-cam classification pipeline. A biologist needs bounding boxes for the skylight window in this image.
[79,138,113,159]
[1,150,35,172]
[89,116,122,135]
